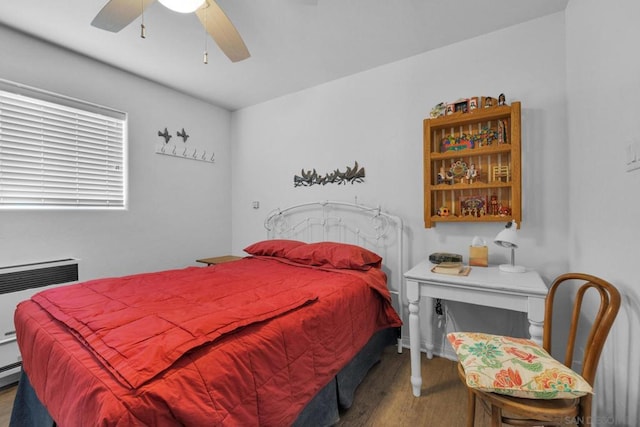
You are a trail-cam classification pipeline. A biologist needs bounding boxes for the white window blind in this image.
[0,80,127,209]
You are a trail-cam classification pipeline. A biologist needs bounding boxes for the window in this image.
[0,79,127,209]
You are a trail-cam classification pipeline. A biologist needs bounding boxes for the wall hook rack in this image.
[155,144,215,163]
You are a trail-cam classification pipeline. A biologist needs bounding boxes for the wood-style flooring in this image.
[335,346,490,426]
[0,385,15,427]
[0,347,491,426]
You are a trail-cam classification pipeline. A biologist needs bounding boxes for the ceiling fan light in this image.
[158,0,205,13]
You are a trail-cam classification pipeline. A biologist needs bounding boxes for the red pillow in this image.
[283,241,382,270]
[243,239,306,257]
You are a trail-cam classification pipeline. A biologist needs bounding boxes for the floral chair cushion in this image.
[447,332,592,399]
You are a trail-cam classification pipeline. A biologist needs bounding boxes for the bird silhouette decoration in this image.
[177,128,190,143]
[294,161,365,187]
[158,128,172,143]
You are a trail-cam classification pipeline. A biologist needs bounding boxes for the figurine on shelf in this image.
[497,119,508,144]
[460,195,487,218]
[437,166,454,185]
[441,134,474,152]
[498,93,506,106]
[498,205,512,216]
[466,163,478,183]
[445,104,454,115]
[437,206,450,217]
[430,102,446,118]
[483,96,497,108]
[490,195,499,215]
[449,160,468,182]
[471,126,498,147]
[453,98,469,114]
[438,167,455,185]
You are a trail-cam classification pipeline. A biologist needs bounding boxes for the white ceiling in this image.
[0,0,568,111]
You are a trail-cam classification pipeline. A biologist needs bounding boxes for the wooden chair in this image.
[458,273,621,427]
[491,165,510,182]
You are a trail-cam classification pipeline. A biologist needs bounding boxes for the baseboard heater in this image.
[0,361,22,374]
[0,258,79,386]
[0,258,79,295]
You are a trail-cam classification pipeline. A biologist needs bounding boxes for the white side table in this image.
[404,260,548,397]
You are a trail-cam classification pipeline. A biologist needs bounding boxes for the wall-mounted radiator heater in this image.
[0,258,79,387]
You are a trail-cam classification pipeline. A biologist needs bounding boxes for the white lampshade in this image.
[494,220,525,273]
[158,0,205,13]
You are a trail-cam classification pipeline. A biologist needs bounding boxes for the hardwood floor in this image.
[0,384,15,427]
[336,346,490,426]
[0,347,490,426]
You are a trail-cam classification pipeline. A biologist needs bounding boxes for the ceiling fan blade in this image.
[196,0,250,63]
[91,0,157,32]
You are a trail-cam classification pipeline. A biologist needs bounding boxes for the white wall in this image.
[231,13,569,349]
[232,9,639,424]
[0,25,232,280]
[566,0,640,425]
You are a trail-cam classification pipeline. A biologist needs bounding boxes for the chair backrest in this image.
[542,273,621,418]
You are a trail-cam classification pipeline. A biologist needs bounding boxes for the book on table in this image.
[431,262,467,275]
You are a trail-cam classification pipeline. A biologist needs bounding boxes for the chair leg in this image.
[490,405,502,427]
[467,387,476,427]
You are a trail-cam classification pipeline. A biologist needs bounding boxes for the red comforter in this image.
[15,256,401,426]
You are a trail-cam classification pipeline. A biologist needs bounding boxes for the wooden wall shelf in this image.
[423,101,521,228]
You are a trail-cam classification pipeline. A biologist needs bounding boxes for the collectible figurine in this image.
[437,166,454,185]
[490,195,499,215]
[449,160,468,182]
[453,98,469,113]
[441,134,474,152]
[498,205,512,216]
[437,206,450,217]
[461,196,486,218]
[498,119,507,144]
[430,102,446,118]
[445,104,454,115]
[484,97,496,108]
[466,164,478,183]
[498,93,506,106]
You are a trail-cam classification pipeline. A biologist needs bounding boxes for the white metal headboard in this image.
[264,200,404,350]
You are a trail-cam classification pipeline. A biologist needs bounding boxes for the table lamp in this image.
[494,220,525,273]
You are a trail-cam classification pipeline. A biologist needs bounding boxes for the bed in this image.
[10,201,404,426]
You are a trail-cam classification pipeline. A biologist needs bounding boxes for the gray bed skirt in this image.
[10,327,398,427]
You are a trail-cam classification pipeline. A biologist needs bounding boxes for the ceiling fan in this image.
[91,0,250,63]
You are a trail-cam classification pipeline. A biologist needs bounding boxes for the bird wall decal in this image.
[177,128,190,143]
[158,127,172,143]
[294,161,365,187]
